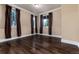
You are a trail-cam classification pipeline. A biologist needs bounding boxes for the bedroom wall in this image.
[61,4,79,41]
[0,4,5,39]
[20,9,31,35]
[52,8,61,35]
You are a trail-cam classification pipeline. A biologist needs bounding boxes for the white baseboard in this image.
[0,33,61,43]
[0,33,62,43]
[37,33,62,38]
[0,33,36,43]
[1,33,79,48]
[61,38,79,47]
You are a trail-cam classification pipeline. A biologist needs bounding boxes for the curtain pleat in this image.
[5,5,12,38]
[40,15,43,33]
[48,12,53,35]
[31,14,34,34]
[35,16,38,33]
[16,8,21,36]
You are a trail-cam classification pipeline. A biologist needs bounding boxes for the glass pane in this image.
[11,8,16,28]
[33,16,35,28]
[43,19,48,28]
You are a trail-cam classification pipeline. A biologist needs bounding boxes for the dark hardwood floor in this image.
[0,35,79,54]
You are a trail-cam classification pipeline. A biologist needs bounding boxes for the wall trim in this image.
[37,33,62,38]
[0,33,36,43]
[61,38,79,47]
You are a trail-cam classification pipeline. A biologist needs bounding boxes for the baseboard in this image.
[0,33,61,43]
[61,38,79,47]
[1,33,78,48]
[36,33,62,38]
[0,33,36,43]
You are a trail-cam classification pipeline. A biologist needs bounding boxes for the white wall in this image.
[20,10,31,35]
[0,5,5,39]
[52,8,61,35]
[61,4,79,41]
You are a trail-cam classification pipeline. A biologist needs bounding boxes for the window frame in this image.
[43,16,48,28]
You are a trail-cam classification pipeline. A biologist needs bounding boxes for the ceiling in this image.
[16,4,61,14]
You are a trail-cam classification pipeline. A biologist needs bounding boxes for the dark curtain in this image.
[16,8,21,36]
[40,15,43,33]
[35,16,38,33]
[48,12,53,35]
[5,5,12,38]
[31,14,34,34]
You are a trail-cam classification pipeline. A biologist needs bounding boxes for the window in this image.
[11,8,16,28]
[33,16,35,28]
[43,16,48,28]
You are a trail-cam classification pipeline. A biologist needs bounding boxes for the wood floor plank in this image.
[0,35,79,54]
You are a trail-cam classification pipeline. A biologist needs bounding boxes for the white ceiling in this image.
[16,4,61,14]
